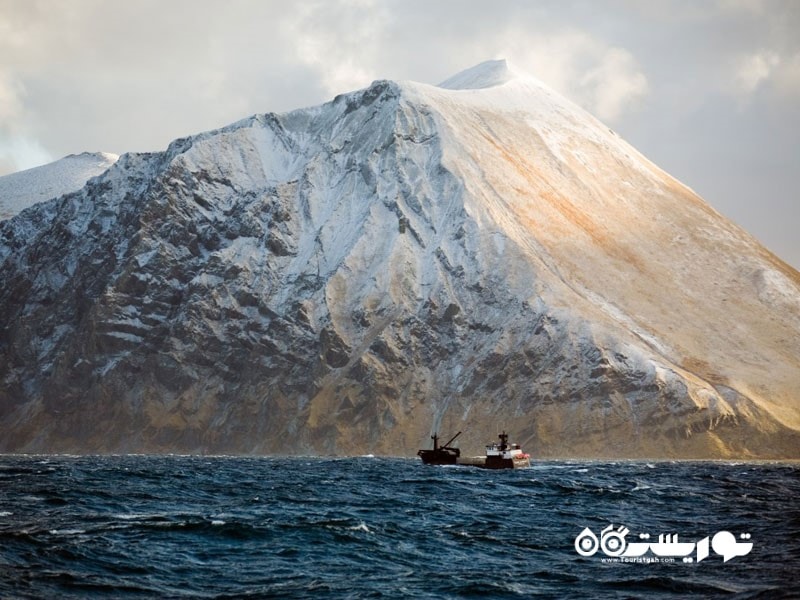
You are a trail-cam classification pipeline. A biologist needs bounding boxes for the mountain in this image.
[0,152,119,220]
[1,60,798,458]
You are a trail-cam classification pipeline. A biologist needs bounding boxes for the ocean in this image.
[0,455,797,598]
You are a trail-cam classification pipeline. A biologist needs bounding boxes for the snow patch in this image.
[0,152,118,220]
[438,59,520,90]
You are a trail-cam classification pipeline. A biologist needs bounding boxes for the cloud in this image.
[491,29,649,122]
[284,0,388,96]
[0,65,53,174]
[0,69,24,123]
[579,47,649,122]
[772,52,800,98]
[715,0,767,15]
[734,50,780,95]
[0,1,329,164]
[0,135,52,175]
[732,49,800,101]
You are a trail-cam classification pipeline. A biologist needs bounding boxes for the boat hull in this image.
[453,456,531,469]
[417,449,459,465]
[483,455,531,469]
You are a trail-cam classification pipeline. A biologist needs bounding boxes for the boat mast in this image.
[498,431,508,452]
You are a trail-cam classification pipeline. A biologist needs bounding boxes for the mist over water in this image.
[1,456,797,598]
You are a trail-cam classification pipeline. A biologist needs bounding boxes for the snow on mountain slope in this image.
[0,152,118,220]
[438,58,522,90]
[413,60,800,437]
[0,61,797,458]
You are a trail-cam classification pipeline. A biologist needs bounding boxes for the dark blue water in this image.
[1,456,798,598]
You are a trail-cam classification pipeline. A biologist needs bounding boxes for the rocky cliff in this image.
[1,60,798,458]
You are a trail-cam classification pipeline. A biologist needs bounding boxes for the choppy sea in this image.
[0,455,798,598]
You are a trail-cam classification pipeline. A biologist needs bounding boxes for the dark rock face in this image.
[1,70,798,458]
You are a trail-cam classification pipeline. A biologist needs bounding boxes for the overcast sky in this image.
[1,0,798,268]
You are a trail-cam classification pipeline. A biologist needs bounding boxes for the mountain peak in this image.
[0,151,118,220]
[437,59,522,90]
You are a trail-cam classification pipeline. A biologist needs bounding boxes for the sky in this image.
[1,0,798,269]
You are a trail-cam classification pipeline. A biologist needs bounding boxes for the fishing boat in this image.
[480,431,531,469]
[417,431,461,465]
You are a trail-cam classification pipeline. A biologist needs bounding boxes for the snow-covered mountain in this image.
[0,152,118,220]
[1,60,798,457]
